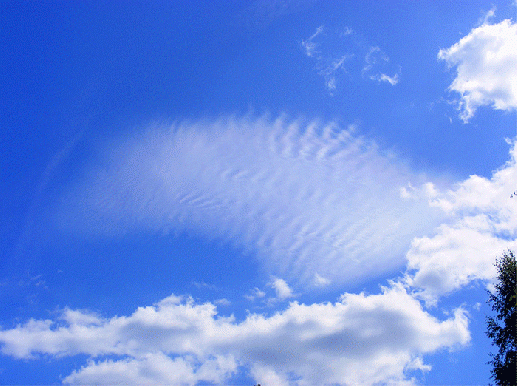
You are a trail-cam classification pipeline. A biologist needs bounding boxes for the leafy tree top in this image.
[486,250,516,386]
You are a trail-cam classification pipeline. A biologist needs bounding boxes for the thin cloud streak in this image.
[302,27,401,93]
[362,46,401,86]
[55,115,443,287]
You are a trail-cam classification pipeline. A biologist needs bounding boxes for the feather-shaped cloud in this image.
[55,115,442,287]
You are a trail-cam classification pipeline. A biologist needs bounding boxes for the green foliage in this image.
[486,251,517,385]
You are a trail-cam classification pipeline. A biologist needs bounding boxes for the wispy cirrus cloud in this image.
[244,287,266,302]
[302,26,401,93]
[438,18,517,122]
[54,115,443,288]
[0,285,469,385]
[362,46,401,85]
[301,25,324,58]
[313,272,331,287]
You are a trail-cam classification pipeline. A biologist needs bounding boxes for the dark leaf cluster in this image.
[486,251,517,385]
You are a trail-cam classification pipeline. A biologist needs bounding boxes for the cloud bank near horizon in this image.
[55,115,443,287]
[0,285,469,385]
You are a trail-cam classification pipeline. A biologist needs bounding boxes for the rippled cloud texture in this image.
[56,116,441,286]
[22,114,517,384]
[2,6,517,386]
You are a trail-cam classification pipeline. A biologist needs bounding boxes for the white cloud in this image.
[192,281,218,291]
[379,73,399,86]
[215,298,231,306]
[64,353,237,385]
[313,272,331,287]
[478,6,496,26]
[251,364,290,386]
[302,26,401,93]
[55,116,443,287]
[301,25,324,58]
[340,26,354,36]
[438,18,517,122]
[245,287,266,301]
[270,277,293,299]
[404,141,517,303]
[0,286,470,385]
[362,46,401,86]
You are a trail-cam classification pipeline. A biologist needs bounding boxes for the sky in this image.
[1,1,517,385]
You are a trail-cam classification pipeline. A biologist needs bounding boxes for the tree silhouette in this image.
[486,250,516,385]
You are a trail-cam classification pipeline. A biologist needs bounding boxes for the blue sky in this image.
[1,1,517,385]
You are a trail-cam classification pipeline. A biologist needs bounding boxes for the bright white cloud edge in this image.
[0,285,469,386]
[404,140,517,304]
[5,136,517,384]
[4,13,517,386]
[439,18,517,122]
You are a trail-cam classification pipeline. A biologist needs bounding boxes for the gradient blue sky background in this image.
[1,1,517,385]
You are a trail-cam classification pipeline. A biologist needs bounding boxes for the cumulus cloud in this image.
[0,285,470,385]
[64,353,237,385]
[270,277,293,299]
[55,116,442,287]
[404,141,517,303]
[400,18,517,302]
[438,18,517,122]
